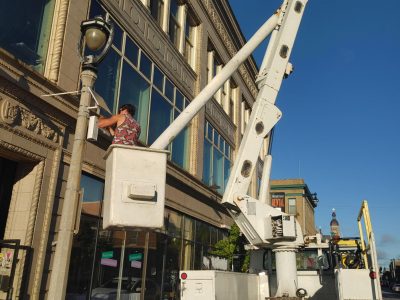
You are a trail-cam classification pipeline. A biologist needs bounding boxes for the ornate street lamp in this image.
[48,15,113,299]
[78,15,114,68]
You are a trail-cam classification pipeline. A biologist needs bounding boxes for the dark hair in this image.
[119,104,136,116]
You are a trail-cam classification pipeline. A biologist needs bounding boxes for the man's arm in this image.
[98,114,120,128]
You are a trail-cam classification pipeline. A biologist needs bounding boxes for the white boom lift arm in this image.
[104,0,308,298]
[151,0,308,297]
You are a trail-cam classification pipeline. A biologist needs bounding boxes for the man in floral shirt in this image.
[98,104,141,145]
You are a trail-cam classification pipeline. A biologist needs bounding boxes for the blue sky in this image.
[229,0,400,268]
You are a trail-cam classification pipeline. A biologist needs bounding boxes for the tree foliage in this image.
[210,224,249,272]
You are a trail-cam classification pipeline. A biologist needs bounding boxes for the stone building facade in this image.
[270,178,318,236]
[0,0,269,298]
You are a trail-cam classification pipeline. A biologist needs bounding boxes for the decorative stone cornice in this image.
[202,0,258,99]
[0,95,62,148]
[0,140,43,161]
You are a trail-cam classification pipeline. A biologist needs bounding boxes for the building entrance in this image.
[0,157,17,239]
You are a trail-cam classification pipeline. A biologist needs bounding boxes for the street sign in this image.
[101,251,113,259]
[101,258,117,267]
[129,253,142,261]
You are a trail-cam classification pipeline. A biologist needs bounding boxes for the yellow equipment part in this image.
[336,239,358,248]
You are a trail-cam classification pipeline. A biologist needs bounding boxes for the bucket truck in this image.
[102,0,382,298]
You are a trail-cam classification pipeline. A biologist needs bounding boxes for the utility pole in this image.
[47,15,113,299]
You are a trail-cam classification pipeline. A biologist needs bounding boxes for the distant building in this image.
[330,209,341,238]
[269,179,318,236]
[390,259,400,283]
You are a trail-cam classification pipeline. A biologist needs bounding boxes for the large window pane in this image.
[1,0,55,72]
[80,172,103,213]
[116,231,160,299]
[203,121,232,192]
[150,0,164,27]
[148,89,172,145]
[207,123,213,141]
[174,109,180,120]
[170,0,179,17]
[88,1,191,170]
[184,13,196,67]
[66,216,99,298]
[81,175,104,201]
[213,148,223,193]
[165,79,174,100]
[225,143,231,157]
[175,90,184,111]
[194,244,203,270]
[66,173,105,298]
[288,198,296,215]
[163,236,181,299]
[142,232,164,300]
[95,48,121,114]
[111,19,123,50]
[223,157,231,191]
[89,0,106,19]
[167,211,182,238]
[169,20,180,48]
[119,61,150,143]
[153,65,164,92]
[182,240,194,270]
[90,231,126,298]
[125,37,139,66]
[213,131,219,148]
[220,139,225,152]
[172,126,189,169]
[169,0,180,48]
[183,217,194,241]
[203,140,212,185]
[140,52,152,79]
[196,221,210,245]
[218,229,228,242]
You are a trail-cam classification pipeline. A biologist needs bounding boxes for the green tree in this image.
[210,224,249,272]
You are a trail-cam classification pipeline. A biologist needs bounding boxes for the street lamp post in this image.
[48,16,113,299]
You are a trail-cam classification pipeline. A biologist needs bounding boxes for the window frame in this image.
[288,198,297,215]
[184,10,197,67]
[2,0,56,73]
[149,0,165,27]
[203,121,232,193]
[168,0,182,48]
[89,5,192,171]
